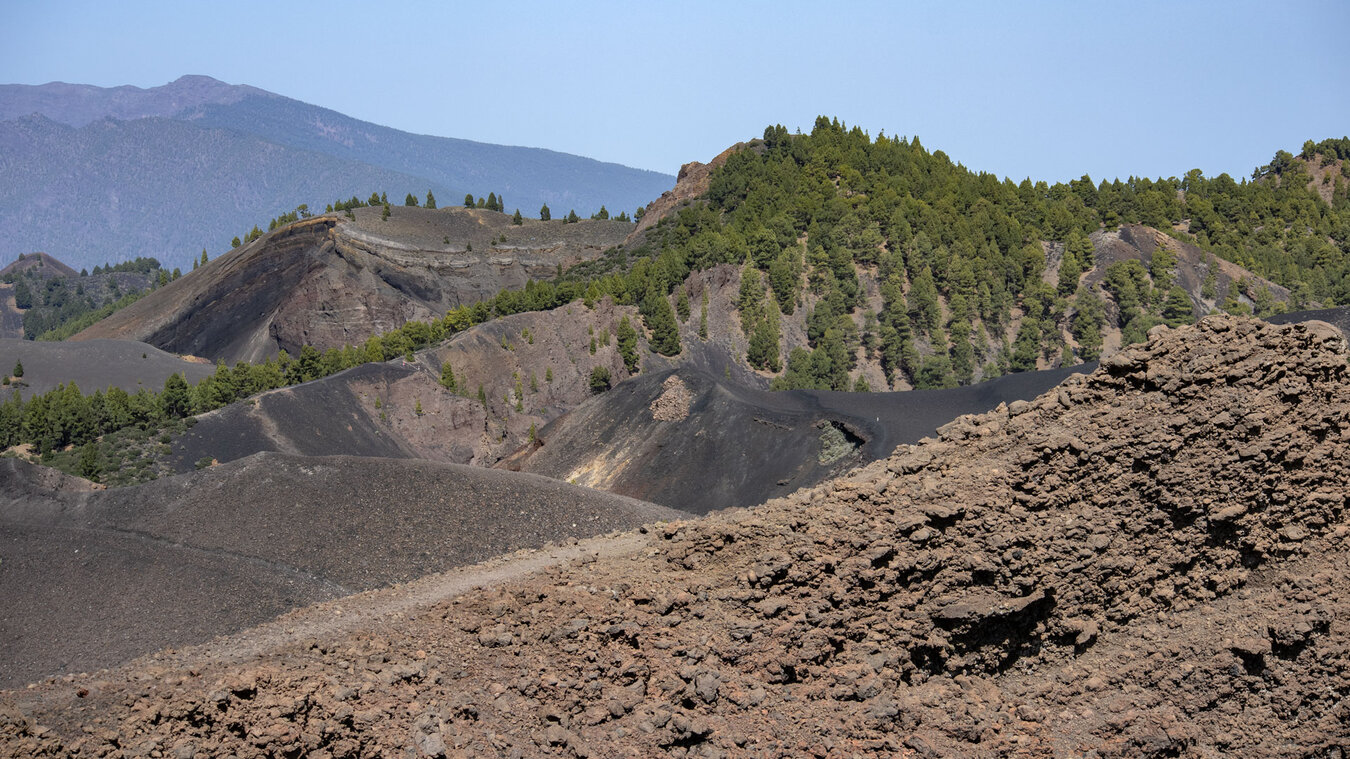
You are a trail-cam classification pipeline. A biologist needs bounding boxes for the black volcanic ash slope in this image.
[0,454,686,690]
[507,361,1094,514]
[72,208,634,364]
[0,338,214,395]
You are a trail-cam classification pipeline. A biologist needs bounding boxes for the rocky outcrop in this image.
[10,316,1346,756]
[630,143,746,238]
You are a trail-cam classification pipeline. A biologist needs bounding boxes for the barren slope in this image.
[0,454,686,690]
[168,298,649,471]
[0,338,213,395]
[5,315,1348,757]
[506,362,1092,514]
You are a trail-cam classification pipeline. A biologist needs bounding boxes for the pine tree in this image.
[425,190,437,209]
[439,361,458,392]
[12,360,22,379]
[617,316,640,373]
[768,249,799,314]
[1162,285,1196,327]
[160,373,192,419]
[464,193,475,207]
[540,204,551,221]
[566,210,579,223]
[641,287,682,356]
[747,298,782,371]
[948,318,976,385]
[512,209,524,225]
[487,192,498,212]
[405,193,419,207]
[77,442,101,481]
[1011,318,1041,372]
[589,366,612,392]
[908,266,941,336]
[200,249,208,266]
[1071,288,1106,360]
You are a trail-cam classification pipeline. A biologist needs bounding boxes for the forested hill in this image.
[572,120,1348,391]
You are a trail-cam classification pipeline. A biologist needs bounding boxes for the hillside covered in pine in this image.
[571,121,1349,390]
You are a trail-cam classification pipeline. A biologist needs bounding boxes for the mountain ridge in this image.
[0,76,674,271]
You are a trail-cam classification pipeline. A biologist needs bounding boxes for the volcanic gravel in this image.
[4,315,1350,757]
[0,453,687,690]
[0,338,214,395]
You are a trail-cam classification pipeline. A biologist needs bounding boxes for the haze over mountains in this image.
[0,75,674,271]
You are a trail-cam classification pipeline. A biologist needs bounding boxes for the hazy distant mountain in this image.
[0,75,268,126]
[0,76,674,270]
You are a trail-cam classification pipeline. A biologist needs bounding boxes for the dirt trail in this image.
[2,532,651,721]
[152,532,650,671]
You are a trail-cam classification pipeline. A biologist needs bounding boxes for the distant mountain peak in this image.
[0,75,266,127]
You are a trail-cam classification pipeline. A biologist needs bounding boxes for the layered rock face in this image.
[5,316,1350,757]
[72,208,632,364]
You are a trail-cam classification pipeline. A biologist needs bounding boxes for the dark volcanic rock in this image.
[1268,304,1350,337]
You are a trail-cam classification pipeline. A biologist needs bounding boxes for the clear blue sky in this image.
[3,0,1347,184]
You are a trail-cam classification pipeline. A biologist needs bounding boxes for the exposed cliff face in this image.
[71,207,634,363]
[629,143,745,239]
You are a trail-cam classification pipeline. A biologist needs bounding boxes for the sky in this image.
[3,0,1348,184]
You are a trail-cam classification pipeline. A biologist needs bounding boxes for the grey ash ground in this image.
[0,453,686,690]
